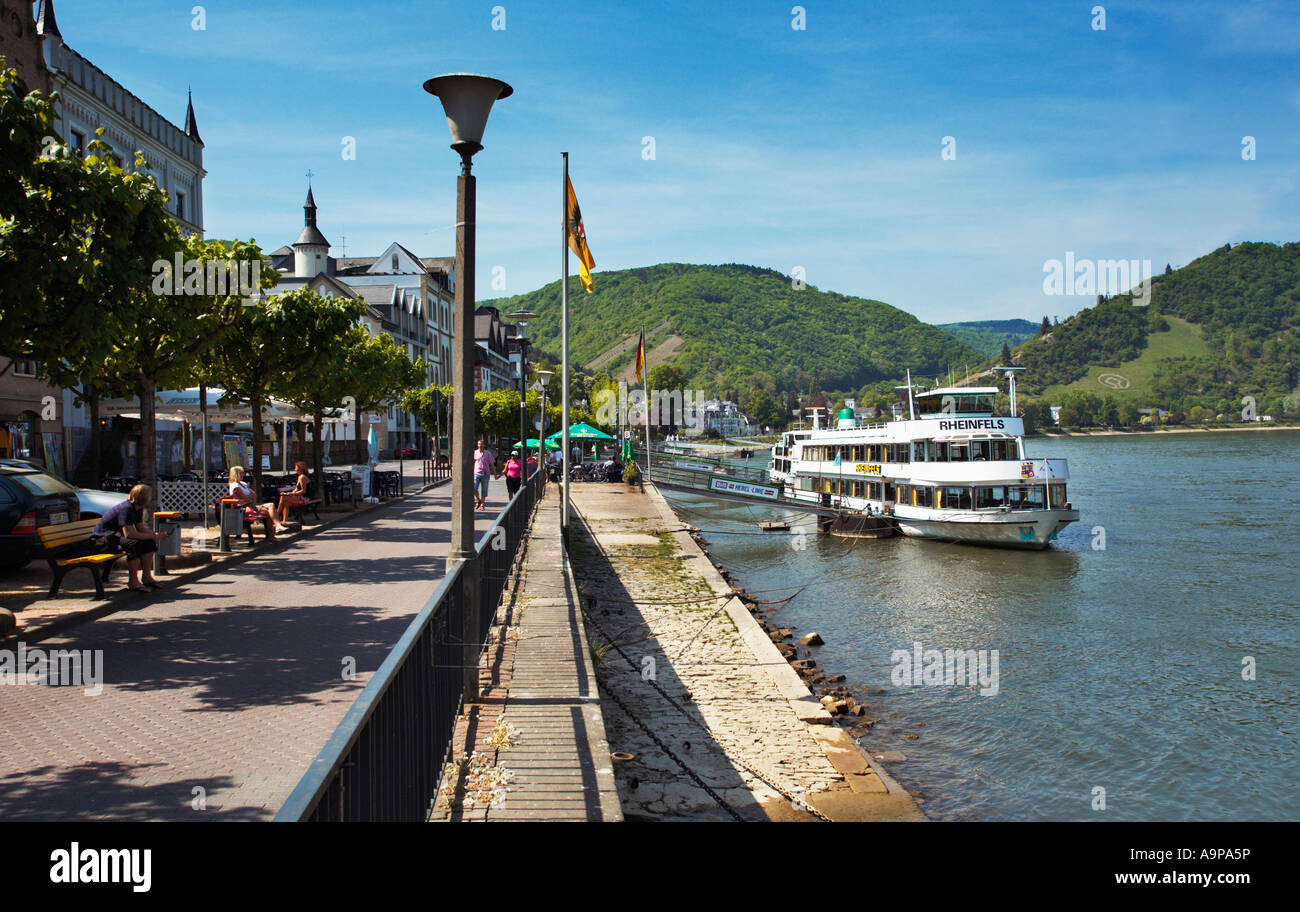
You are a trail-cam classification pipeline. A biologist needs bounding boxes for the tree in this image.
[192,240,281,495]
[1,68,182,484]
[1040,316,1051,335]
[275,290,369,491]
[344,333,425,462]
[1000,340,1012,364]
[101,223,264,495]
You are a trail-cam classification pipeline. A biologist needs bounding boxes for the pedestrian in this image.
[503,451,523,498]
[277,461,311,522]
[473,438,495,510]
[229,466,286,536]
[92,484,168,592]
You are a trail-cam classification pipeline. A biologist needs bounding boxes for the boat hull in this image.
[894,508,1079,549]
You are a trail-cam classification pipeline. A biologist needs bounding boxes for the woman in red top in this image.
[503,452,523,497]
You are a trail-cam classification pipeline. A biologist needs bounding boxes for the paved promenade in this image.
[432,486,622,821]
[567,482,925,822]
[0,478,506,820]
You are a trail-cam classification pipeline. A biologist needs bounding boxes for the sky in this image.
[47,0,1300,324]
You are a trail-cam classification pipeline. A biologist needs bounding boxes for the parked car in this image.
[75,487,129,519]
[393,446,418,459]
[0,460,81,572]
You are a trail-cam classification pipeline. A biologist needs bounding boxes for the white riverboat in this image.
[768,373,1078,549]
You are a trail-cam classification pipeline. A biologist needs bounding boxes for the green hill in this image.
[1010,242,1300,418]
[485,263,980,399]
[936,319,1040,357]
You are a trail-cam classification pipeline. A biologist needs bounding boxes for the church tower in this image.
[293,187,330,277]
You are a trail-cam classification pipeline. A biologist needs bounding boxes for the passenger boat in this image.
[768,371,1078,549]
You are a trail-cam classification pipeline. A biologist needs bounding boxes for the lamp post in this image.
[537,369,553,479]
[508,309,537,472]
[424,72,512,702]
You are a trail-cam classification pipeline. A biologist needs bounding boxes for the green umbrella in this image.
[512,438,560,450]
[545,422,615,443]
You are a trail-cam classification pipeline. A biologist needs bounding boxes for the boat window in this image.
[950,444,968,462]
[935,442,949,461]
[944,486,972,509]
[914,486,933,507]
[1049,483,1067,508]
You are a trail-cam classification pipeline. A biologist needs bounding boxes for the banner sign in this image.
[710,477,778,500]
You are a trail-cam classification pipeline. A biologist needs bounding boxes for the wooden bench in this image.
[286,497,322,525]
[37,519,124,599]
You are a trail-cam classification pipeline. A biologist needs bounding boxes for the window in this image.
[13,361,36,377]
[392,254,399,272]
[70,130,85,158]
[176,192,185,220]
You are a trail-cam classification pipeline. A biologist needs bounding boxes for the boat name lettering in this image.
[937,419,1006,431]
[854,463,882,475]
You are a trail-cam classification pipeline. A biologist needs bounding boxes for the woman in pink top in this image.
[503,452,523,498]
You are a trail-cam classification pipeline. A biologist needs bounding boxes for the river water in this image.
[659,430,1300,821]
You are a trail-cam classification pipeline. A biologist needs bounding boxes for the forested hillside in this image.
[1011,242,1300,418]
[486,263,979,402]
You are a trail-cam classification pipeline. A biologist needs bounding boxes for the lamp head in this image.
[423,73,513,161]
[537,369,553,389]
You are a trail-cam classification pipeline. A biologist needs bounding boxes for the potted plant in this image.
[624,459,642,490]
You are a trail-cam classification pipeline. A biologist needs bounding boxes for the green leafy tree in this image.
[344,333,425,462]
[275,289,369,490]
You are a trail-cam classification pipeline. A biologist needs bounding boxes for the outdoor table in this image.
[152,510,183,574]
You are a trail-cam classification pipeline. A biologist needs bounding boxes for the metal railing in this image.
[275,469,546,822]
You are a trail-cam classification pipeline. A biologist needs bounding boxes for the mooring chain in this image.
[580,598,831,822]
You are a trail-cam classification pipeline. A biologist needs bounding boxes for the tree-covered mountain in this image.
[1009,242,1300,418]
[936,319,1040,357]
[485,263,980,401]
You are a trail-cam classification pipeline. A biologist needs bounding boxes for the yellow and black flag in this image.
[566,178,595,293]
[634,329,646,384]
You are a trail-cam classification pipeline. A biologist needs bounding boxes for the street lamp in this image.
[508,309,537,469]
[424,71,512,701]
[536,369,553,479]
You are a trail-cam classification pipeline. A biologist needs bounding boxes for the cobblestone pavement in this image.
[0,478,507,820]
[567,484,843,821]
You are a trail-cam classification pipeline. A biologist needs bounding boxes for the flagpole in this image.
[642,326,652,483]
[561,152,571,536]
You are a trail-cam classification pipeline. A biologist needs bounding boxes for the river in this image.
[659,430,1300,821]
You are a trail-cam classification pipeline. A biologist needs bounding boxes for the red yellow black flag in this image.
[566,178,595,293]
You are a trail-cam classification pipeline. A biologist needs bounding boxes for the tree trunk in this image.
[138,375,158,500]
[250,391,265,499]
[312,411,324,500]
[354,411,364,464]
[88,390,102,487]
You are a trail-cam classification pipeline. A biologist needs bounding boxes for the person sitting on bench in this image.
[278,461,312,522]
[92,484,167,593]
[229,466,287,537]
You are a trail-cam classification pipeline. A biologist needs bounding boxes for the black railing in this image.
[275,469,546,822]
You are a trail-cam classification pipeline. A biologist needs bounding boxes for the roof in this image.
[37,0,62,39]
[294,224,330,248]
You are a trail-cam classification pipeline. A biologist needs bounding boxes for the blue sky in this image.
[50,0,1300,323]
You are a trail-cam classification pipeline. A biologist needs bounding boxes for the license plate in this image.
[49,511,69,525]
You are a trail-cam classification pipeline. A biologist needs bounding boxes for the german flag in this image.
[566,177,595,293]
[634,330,645,384]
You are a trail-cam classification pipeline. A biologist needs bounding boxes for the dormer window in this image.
[392,254,399,272]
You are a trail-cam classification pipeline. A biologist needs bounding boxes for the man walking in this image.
[473,438,495,511]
